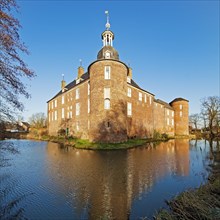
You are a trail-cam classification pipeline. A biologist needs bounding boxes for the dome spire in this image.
[105,10,110,30]
[102,11,114,47]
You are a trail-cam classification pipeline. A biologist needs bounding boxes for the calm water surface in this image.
[0,139,214,219]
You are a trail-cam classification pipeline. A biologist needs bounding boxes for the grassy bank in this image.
[38,135,172,150]
[155,147,220,220]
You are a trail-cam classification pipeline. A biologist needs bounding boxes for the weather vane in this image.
[105,10,110,30]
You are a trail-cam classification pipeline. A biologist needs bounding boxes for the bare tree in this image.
[201,96,220,137]
[189,113,200,130]
[28,113,47,128]
[0,0,34,122]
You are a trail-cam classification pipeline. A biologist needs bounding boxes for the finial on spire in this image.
[105,10,110,30]
[62,73,64,80]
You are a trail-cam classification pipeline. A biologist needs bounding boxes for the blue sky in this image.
[16,0,219,120]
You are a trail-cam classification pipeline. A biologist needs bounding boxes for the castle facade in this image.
[47,14,189,143]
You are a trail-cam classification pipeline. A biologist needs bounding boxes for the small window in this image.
[127,77,131,83]
[167,118,170,125]
[61,96,64,104]
[127,88,131,97]
[52,101,54,109]
[104,66,111,79]
[180,111,182,117]
[144,94,147,103]
[107,121,110,128]
[172,111,174,117]
[127,102,132,116]
[76,103,80,116]
[180,104,183,110]
[76,78,80,84]
[54,100,57,107]
[172,119,174,126]
[76,88,80,99]
[54,111,57,120]
[139,92,142,101]
[62,108,65,119]
[104,99,110,109]
[167,110,169,116]
[105,52,110,59]
[104,88,110,99]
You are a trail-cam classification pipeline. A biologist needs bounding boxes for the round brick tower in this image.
[170,98,189,136]
[88,12,129,143]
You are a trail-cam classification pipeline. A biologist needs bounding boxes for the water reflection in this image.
[46,139,190,219]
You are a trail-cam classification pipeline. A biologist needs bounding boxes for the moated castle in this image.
[47,12,189,143]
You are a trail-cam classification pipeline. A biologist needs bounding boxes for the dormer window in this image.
[76,78,80,84]
[105,51,111,59]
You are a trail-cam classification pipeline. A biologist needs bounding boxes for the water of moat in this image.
[0,139,216,219]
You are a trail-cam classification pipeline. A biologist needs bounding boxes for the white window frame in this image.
[104,66,111,80]
[139,92,142,101]
[51,101,54,109]
[76,88,79,100]
[54,100,57,108]
[144,94,147,103]
[104,88,110,99]
[76,103,80,116]
[127,88,131,97]
[172,119,174,126]
[180,111,182,117]
[180,104,183,110]
[127,102,132,116]
[172,111,174,117]
[54,110,57,121]
[62,108,65,119]
[104,99,110,110]
[61,96,64,104]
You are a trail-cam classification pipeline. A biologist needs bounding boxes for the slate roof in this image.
[169,97,189,104]
[154,99,174,110]
[129,79,155,96]
[47,72,89,102]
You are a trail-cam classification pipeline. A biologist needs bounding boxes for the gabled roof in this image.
[154,99,173,110]
[47,72,89,102]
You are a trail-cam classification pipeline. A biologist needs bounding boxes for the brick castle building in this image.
[47,12,189,143]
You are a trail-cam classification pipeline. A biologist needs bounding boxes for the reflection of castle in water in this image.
[46,139,189,219]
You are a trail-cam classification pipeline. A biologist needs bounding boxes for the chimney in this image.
[61,80,66,90]
[128,67,132,79]
[78,66,84,79]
